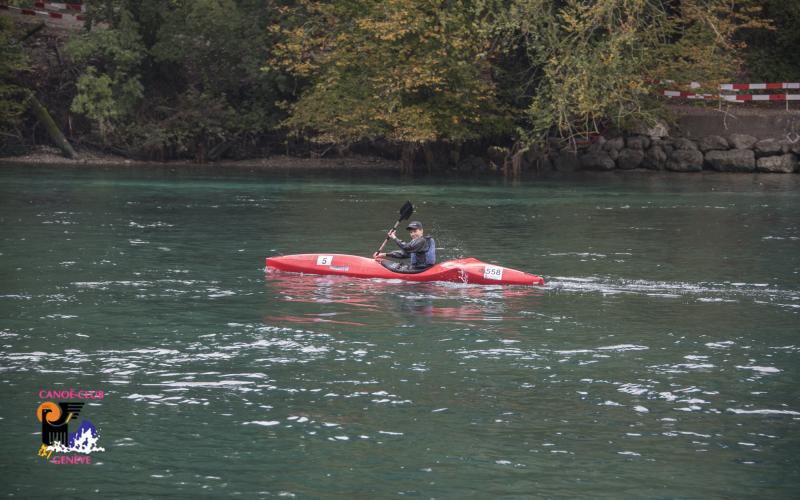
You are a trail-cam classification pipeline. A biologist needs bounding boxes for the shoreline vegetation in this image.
[2,1,799,175]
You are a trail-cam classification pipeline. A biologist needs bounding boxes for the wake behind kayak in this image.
[265,254,545,286]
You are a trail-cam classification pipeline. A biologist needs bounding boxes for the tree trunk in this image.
[400,142,417,174]
[20,22,45,42]
[450,144,461,169]
[510,152,522,178]
[27,94,78,159]
[422,142,435,173]
[208,141,232,161]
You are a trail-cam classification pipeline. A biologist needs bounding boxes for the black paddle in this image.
[374,201,414,257]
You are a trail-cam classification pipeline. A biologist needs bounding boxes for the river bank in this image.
[0,146,401,171]
[3,105,799,175]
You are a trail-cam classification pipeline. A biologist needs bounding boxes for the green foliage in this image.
[739,0,800,81]
[150,0,286,135]
[0,17,29,137]
[5,0,781,164]
[61,0,289,159]
[119,89,236,161]
[66,9,145,141]
[271,0,512,147]
[71,67,144,139]
[498,0,771,149]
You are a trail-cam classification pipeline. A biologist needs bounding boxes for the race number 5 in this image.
[484,265,503,280]
[316,255,333,266]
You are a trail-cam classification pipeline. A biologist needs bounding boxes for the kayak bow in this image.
[266,254,544,286]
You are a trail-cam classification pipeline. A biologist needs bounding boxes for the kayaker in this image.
[373,221,436,273]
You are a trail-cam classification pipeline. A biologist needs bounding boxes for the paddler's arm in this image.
[386,229,410,255]
[373,250,407,259]
[374,230,406,259]
[388,230,425,252]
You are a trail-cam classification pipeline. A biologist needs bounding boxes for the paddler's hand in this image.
[387,229,397,240]
[373,252,385,260]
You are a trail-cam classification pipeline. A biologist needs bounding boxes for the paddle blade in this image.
[399,201,414,221]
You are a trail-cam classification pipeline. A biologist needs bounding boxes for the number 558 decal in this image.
[483,265,503,280]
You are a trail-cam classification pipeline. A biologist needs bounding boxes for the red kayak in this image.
[265,254,544,286]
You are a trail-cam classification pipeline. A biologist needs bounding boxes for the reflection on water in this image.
[265,271,545,325]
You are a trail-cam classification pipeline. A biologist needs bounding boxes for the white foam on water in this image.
[546,276,795,306]
[727,409,800,416]
[658,392,679,402]
[555,349,593,355]
[679,398,709,404]
[143,380,255,388]
[597,344,649,352]
[129,221,174,228]
[705,341,735,349]
[678,431,711,438]
[0,294,32,300]
[674,363,716,370]
[618,384,649,395]
[244,421,280,426]
[736,366,781,374]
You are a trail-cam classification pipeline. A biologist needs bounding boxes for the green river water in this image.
[1,165,799,498]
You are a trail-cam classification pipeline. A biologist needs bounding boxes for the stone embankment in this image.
[551,133,799,173]
[533,105,800,174]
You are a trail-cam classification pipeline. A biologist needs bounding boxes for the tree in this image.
[494,0,771,150]
[148,0,288,160]
[0,17,28,144]
[63,0,290,160]
[66,8,145,142]
[739,0,800,82]
[270,0,512,171]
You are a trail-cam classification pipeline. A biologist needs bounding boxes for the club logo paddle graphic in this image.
[36,399,104,464]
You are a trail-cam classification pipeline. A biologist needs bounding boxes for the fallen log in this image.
[26,93,78,159]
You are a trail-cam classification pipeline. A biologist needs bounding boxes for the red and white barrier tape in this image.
[0,3,84,21]
[34,1,84,12]
[723,93,800,101]
[720,82,800,91]
[659,80,800,103]
[659,80,800,91]
[661,90,716,100]
[661,90,800,102]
